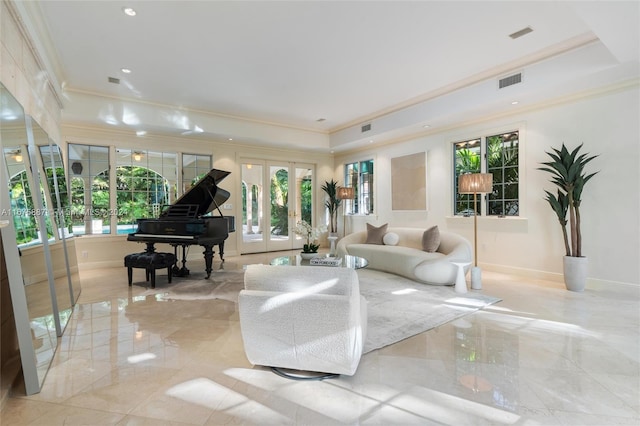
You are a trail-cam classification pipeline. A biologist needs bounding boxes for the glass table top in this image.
[270,254,368,269]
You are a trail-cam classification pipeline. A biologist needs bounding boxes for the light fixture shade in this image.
[458,173,493,194]
[337,186,355,200]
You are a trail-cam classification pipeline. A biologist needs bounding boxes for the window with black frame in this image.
[454,139,481,216]
[486,132,519,216]
[453,131,519,217]
[344,159,374,215]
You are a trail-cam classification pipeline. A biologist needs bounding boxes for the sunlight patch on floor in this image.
[392,288,418,295]
[127,352,156,364]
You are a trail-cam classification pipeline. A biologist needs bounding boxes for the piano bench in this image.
[124,252,177,288]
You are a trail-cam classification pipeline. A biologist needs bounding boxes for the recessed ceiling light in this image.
[369,140,373,143]
[121,68,131,74]
[511,101,519,105]
[136,130,147,136]
[123,7,136,16]
[228,138,233,141]
[423,125,430,128]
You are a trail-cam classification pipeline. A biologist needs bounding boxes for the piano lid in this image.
[163,168,231,217]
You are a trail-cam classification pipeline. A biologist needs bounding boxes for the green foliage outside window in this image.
[9,173,38,244]
[486,133,519,216]
[270,169,289,236]
[454,132,519,216]
[9,171,54,244]
[454,140,481,215]
[268,169,313,237]
[115,166,169,226]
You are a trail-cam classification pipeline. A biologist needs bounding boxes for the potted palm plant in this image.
[321,179,341,235]
[538,143,598,291]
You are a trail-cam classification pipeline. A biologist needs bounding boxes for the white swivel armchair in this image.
[238,264,367,376]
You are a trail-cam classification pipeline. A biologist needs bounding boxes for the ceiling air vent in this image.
[498,73,522,89]
[509,26,533,39]
[361,123,371,133]
[108,76,120,84]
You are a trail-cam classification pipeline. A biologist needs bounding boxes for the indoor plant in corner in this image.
[321,179,341,236]
[322,179,342,255]
[539,143,598,292]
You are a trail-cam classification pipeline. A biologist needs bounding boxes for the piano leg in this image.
[173,244,190,277]
[169,244,190,277]
[218,242,225,262]
[203,245,214,278]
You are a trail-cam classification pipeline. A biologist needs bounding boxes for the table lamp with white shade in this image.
[458,173,493,289]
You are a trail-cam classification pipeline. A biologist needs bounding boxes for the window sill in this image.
[446,215,528,232]
[446,215,527,221]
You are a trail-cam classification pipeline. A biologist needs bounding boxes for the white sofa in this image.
[238,264,367,376]
[336,227,472,285]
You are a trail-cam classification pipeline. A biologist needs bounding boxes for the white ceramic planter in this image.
[300,252,318,260]
[563,256,588,292]
[470,266,482,290]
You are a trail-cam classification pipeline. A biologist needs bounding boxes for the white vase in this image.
[300,252,318,260]
[563,256,588,292]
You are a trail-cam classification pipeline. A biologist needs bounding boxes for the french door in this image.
[240,160,314,254]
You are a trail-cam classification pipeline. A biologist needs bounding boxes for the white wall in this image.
[335,86,640,286]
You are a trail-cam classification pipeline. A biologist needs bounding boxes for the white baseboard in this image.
[481,262,638,287]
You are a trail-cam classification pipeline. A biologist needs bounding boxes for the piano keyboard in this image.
[132,234,196,240]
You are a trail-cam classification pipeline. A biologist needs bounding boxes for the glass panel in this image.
[360,159,374,214]
[115,149,175,234]
[68,144,110,234]
[486,132,519,216]
[344,162,358,214]
[269,166,289,241]
[40,142,82,305]
[0,83,58,394]
[182,153,211,195]
[295,166,313,245]
[32,124,74,336]
[4,158,38,244]
[454,139,481,215]
[242,163,264,245]
[296,167,313,225]
[343,159,375,217]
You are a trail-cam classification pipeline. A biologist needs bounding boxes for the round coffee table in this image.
[270,254,368,269]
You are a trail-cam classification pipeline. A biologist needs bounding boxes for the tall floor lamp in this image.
[458,173,493,289]
[337,186,355,237]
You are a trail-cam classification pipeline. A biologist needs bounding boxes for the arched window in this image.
[115,166,170,234]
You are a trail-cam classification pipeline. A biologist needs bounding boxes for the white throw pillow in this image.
[383,232,399,246]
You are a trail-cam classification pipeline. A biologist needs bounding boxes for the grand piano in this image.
[127,168,235,278]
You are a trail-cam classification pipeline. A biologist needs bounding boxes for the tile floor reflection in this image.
[2,251,639,425]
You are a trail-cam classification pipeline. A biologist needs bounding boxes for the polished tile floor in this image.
[2,251,639,425]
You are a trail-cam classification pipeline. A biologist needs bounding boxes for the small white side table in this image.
[451,261,471,293]
[327,235,338,256]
